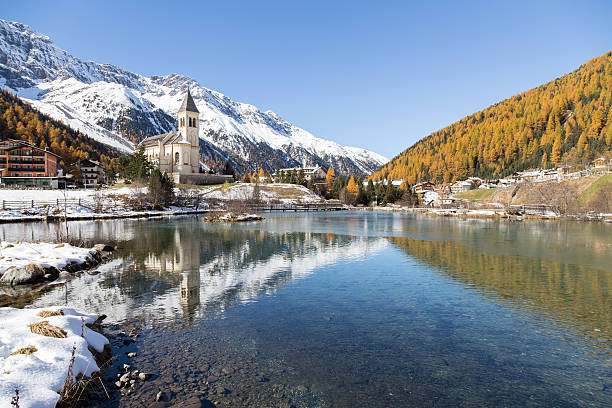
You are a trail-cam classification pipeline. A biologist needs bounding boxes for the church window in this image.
[175,152,180,164]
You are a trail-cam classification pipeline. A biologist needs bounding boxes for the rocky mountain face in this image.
[0,20,387,175]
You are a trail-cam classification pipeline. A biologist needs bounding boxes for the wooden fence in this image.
[0,197,346,213]
[247,202,346,212]
[1,198,97,211]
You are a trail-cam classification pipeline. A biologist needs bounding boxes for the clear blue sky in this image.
[3,1,612,158]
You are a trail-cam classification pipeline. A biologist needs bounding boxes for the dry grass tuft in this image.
[57,344,111,407]
[28,321,67,338]
[9,346,37,356]
[37,309,64,318]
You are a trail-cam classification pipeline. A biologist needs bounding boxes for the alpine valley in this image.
[0,19,387,175]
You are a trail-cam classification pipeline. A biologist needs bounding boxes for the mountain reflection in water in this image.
[27,220,386,325]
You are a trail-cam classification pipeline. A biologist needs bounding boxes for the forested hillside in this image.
[372,51,612,184]
[0,89,117,167]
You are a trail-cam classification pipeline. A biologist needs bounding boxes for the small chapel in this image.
[139,90,202,179]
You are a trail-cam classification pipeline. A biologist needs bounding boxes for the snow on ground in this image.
[0,189,95,201]
[0,184,323,222]
[0,242,94,277]
[218,213,263,222]
[204,183,322,203]
[0,187,212,222]
[0,307,109,408]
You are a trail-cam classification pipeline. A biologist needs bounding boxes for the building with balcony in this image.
[0,139,64,188]
[75,158,106,187]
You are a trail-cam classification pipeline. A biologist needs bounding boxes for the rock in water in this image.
[93,243,115,252]
[155,391,164,401]
[0,263,46,285]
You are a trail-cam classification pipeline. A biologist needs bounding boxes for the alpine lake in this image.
[1,212,611,407]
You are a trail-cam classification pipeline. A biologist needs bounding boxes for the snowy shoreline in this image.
[0,306,110,408]
[0,241,116,288]
[0,208,213,224]
[349,206,612,221]
[0,243,116,407]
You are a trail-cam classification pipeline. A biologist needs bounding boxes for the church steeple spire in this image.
[178,89,199,113]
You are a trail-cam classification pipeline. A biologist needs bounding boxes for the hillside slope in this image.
[455,174,611,214]
[0,88,117,167]
[372,51,612,184]
[0,19,387,176]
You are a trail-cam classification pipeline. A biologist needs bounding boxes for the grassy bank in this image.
[456,174,612,214]
[454,188,499,202]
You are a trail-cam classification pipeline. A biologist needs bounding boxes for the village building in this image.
[412,181,435,197]
[592,156,612,169]
[449,180,473,194]
[478,182,498,189]
[138,90,233,185]
[273,166,327,184]
[557,165,571,176]
[0,139,65,188]
[364,179,404,187]
[421,190,440,206]
[74,158,106,187]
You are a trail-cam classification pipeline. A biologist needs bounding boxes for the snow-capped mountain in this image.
[0,19,387,175]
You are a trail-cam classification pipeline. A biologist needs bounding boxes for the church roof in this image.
[138,130,183,148]
[178,89,199,113]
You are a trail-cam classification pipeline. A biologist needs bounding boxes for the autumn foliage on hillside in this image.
[371,51,612,184]
[0,89,118,167]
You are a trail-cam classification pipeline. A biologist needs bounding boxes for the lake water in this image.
[1,212,611,407]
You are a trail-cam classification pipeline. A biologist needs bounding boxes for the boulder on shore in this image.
[93,243,115,252]
[0,263,47,286]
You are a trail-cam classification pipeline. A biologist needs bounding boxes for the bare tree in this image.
[128,179,148,211]
[92,188,105,213]
[176,186,205,210]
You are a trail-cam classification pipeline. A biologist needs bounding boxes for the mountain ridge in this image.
[0,19,387,175]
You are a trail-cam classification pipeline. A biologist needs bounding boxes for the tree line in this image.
[0,89,118,168]
[372,51,612,185]
[240,165,418,206]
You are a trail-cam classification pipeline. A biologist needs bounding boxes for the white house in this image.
[77,159,105,187]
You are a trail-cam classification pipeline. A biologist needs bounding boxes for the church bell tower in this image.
[177,89,201,173]
[177,89,200,147]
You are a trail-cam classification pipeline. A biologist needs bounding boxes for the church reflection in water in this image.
[123,222,384,323]
[141,227,202,315]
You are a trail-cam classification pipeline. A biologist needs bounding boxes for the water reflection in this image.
[388,236,612,355]
[27,219,386,326]
[2,214,611,406]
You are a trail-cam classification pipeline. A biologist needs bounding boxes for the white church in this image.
[139,90,201,176]
[139,90,233,184]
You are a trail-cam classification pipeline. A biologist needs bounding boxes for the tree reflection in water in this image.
[388,236,612,355]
